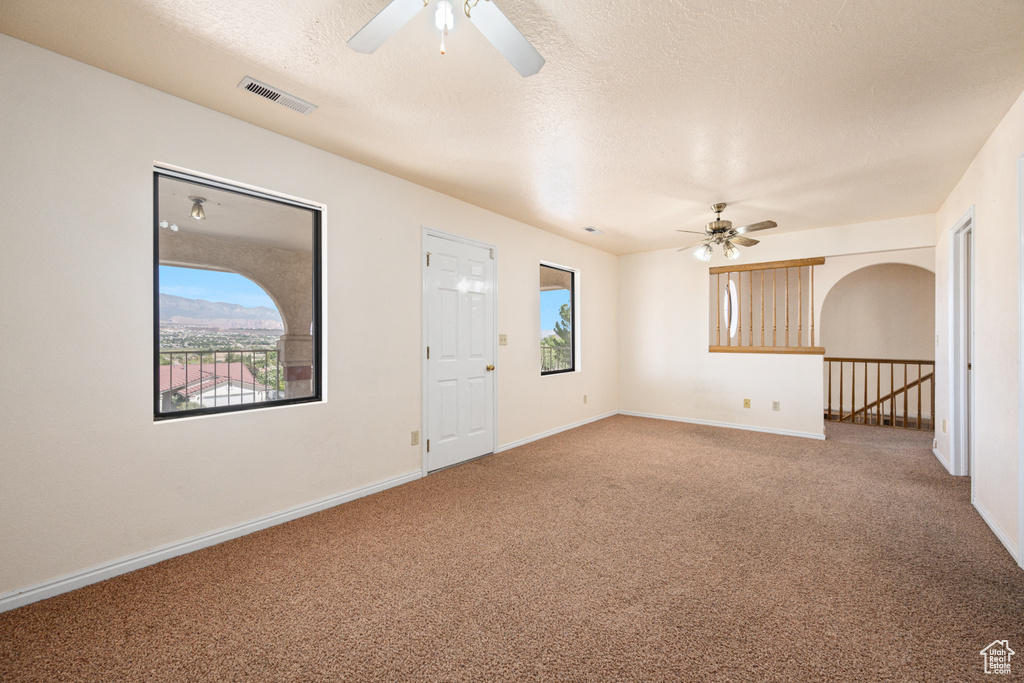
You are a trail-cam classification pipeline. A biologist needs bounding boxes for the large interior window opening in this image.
[153,170,322,419]
[540,263,575,375]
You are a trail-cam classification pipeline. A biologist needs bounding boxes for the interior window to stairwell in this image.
[709,257,825,354]
[154,169,322,419]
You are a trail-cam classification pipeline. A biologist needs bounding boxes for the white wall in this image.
[934,90,1023,557]
[618,216,935,439]
[0,35,618,596]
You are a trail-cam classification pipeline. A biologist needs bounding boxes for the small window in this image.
[154,170,322,419]
[540,264,575,375]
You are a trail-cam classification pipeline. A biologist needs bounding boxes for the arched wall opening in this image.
[820,263,936,428]
[820,263,936,359]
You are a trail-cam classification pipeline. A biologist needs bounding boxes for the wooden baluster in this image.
[798,266,803,347]
[737,272,742,345]
[772,269,777,346]
[921,362,929,428]
[785,268,790,347]
[839,361,844,422]
[876,362,881,425]
[903,363,908,429]
[862,361,868,424]
[757,270,765,348]
[716,273,721,346]
[749,271,754,346]
[890,362,894,427]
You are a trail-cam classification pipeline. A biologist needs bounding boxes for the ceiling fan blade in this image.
[348,0,425,54]
[675,229,707,234]
[468,0,545,77]
[734,220,777,234]
[730,236,759,247]
[677,239,709,252]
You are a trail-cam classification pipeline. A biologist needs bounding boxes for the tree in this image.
[552,302,572,346]
[541,301,572,347]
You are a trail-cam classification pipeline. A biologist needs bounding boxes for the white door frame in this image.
[949,208,974,480]
[421,226,499,476]
[1018,153,1024,568]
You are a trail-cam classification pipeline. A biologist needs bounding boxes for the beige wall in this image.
[934,89,1023,555]
[820,263,935,360]
[0,35,618,595]
[618,216,935,438]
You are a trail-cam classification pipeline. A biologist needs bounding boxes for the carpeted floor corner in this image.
[1,416,1021,681]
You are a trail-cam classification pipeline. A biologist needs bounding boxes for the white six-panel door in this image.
[424,232,495,471]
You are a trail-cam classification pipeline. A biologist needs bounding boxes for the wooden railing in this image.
[710,257,825,354]
[824,357,934,430]
[541,345,571,373]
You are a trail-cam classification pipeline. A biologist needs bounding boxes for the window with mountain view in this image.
[154,170,321,419]
[540,264,575,375]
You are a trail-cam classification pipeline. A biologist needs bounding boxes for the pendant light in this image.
[189,196,206,220]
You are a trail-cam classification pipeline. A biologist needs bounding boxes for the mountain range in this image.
[159,293,283,330]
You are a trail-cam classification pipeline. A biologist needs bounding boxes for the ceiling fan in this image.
[677,203,777,262]
[348,0,545,77]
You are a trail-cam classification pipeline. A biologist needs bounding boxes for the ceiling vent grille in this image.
[237,77,318,115]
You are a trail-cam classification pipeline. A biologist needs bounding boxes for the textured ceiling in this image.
[2,0,1021,254]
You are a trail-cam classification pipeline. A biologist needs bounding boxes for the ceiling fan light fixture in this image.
[435,0,454,31]
[188,196,206,220]
[695,243,713,262]
[436,0,454,53]
[723,241,740,260]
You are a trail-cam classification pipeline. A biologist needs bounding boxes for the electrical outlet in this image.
[772,401,780,411]
[499,334,508,346]
[411,430,420,446]
[584,394,588,404]
[933,438,938,449]
[743,398,751,409]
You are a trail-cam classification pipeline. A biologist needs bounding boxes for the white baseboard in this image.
[618,411,826,440]
[0,469,423,614]
[932,447,955,474]
[973,497,1020,565]
[496,411,618,452]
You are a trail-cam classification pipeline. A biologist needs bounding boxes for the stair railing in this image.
[824,357,935,430]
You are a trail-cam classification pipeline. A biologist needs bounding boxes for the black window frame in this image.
[540,263,576,376]
[152,169,323,421]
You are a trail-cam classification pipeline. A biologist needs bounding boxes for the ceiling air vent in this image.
[237,77,318,115]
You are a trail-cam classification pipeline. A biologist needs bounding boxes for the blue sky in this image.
[540,289,571,334]
[159,266,276,310]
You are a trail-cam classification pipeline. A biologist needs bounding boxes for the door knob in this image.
[486,364,495,371]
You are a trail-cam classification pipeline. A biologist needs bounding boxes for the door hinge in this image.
[426,439,430,453]
[427,346,430,359]
[426,252,431,267]
[489,248,495,260]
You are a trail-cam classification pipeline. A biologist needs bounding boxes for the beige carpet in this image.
[1,416,1022,681]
